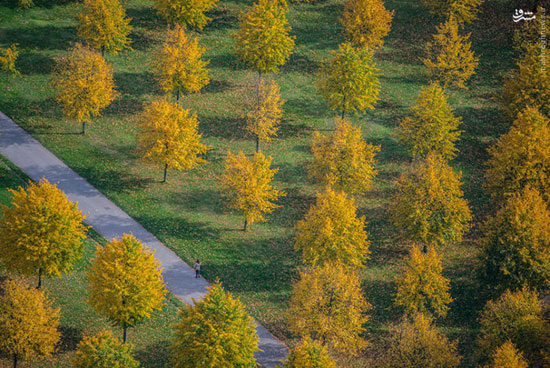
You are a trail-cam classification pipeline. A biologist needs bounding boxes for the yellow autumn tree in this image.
[153,0,218,29]
[398,82,462,160]
[422,0,483,25]
[0,179,87,288]
[280,337,339,368]
[379,313,461,368]
[340,0,394,50]
[87,234,167,343]
[485,106,550,203]
[150,25,210,101]
[246,78,284,152]
[501,44,550,119]
[73,330,140,368]
[138,98,208,182]
[287,263,371,357]
[171,281,259,368]
[395,246,453,318]
[220,151,284,231]
[51,43,117,134]
[480,186,550,292]
[477,288,549,364]
[18,0,34,9]
[0,279,60,368]
[77,0,132,56]
[513,13,543,55]
[392,153,471,248]
[309,120,379,194]
[423,17,478,89]
[0,44,20,76]
[295,187,370,269]
[484,341,529,368]
[235,0,295,76]
[317,42,380,119]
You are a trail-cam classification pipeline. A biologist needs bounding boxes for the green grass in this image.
[0,0,519,366]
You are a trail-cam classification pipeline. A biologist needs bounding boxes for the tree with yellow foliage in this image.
[340,0,394,50]
[485,106,550,203]
[0,279,60,368]
[379,313,461,368]
[77,0,132,56]
[235,0,295,76]
[484,341,529,368]
[0,44,20,76]
[398,83,462,160]
[317,42,380,119]
[220,151,284,231]
[151,25,210,101]
[392,154,471,248]
[513,13,543,55]
[18,0,34,9]
[501,44,550,119]
[246,78,284,152]
[281,337,338,368]
[88,234,167,342]
[138,98,208,182]
[51,43,117,134]
[423,17,478,89]
[480,186,550,293]
[395,246,452,318]
[287,263,371,357]
[153,0,218,29]
[422,0,483,25]
[309,120,379,194]
[477,288,549,364]
[0,179,87,288]
[295,187,370,268]
[171,281,259,368]
[73,330,140,368]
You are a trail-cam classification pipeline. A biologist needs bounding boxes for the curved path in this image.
[0,112,288,368]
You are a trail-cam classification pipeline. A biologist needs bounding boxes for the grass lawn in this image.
[0,0,520,365]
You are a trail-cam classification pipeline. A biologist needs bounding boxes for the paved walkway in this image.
[0,112,288,367]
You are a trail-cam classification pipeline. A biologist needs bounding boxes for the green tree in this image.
[73,330,140,368]
[87,234,167,342]
[171,281,259,368]
[340,0,394,49]
[295,187,370,269]
[287,263,371,357]
[317,42,380,119]
[0,279,60,368]
[395,246,452,318]
[0,179,87,288]
[391,154,471,248]
[397,82,462,160]
[280,337,338,368]
[485,106,550,203]
[309,120,379,194]
[153,0,218,29]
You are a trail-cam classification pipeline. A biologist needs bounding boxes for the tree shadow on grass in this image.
[199,115,246,140]
[202,79,232,94]
[16,51,55,75]
[0,26,76,50]
[127,6,164,31]
[291,2,344,51]
[57,326,82,353]
[73,166,154,195]
[115,71,159,97]
[362,278,401,332]
[369,135,410,165]
[135,340,171,368]
[134,213,221,242]
[269,187,314,227]
[0,0,77,8]
[280,52,321,74]
[204,6,239,32]
[0,98,59,122]
[285,96,328,119]
[130,28,159,51]
[168,188,225,215]
[103,94,143,116]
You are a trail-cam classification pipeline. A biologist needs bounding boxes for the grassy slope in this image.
[0,0,517,365]
[0,158,181,368]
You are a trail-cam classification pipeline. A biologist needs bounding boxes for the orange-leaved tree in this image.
[317,42,380,119]
[220,151,284,231]
[295,186,370,268]
[138,98,208,182]
[287,262,371,358]
[0,179,87,288]
[88,234,167,343]
[150,25,210,101]
[397,82,462,160]
[0,279,60,368]
[423,16,478,89]
[153,0,218,29]
[51,43,117,134]
[73,330,140,368]
[77,0,132,56]
[309,119,379,194]
[395,245,453,318]
[340,0,394,50]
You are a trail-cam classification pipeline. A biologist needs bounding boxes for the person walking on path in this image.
[194,259,201,278]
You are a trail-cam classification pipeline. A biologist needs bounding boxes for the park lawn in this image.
[0,0,518,365]
[0,157,181,368]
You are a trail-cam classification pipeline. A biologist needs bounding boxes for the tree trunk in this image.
[256,136,260,153]
[162,163,168,183]
[37,268,42,289]
[13,354,17,368]
[341,109,345,120]
[123,325,127,343]
[82,121,86,135]
[101,46,105,57]
[422,244,428,254]
[243,218,248,232]
[176,90,180,102]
